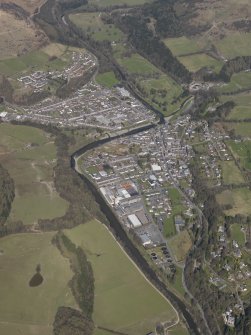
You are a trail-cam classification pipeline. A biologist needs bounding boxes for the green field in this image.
[168,230,192,263]
[219,71,251,94]
[0,233,76,335]
[0,43,72,77]
[220,161,245,184]
[214,32,251,59]
[230,223,246,247]
[96,71,119,88]
[178,53,223,73]
[164,36,202,56]
[0,123,68,225]
[65,220,178,334]
[69,13,124,42]
[220,92,251,120]
[227,140,251,171]
[224,122,251,138]
[118,52,159,74]
[216,187,251,216]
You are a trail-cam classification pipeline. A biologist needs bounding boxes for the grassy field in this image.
[227,140,251,171]
[224,122,251,138]
[168,230,192,263]
[178,53,223,73]
[96,71,119,88]
[164,188,185,237]
[118,52,159,74]
[216,187,251,216]
[65,220,178,334]
[164,36,202,56]
[0,232,76,335]
[214,32,251,59]
[220,93,251,120]
[220,161,245,184]
[230,223,245,247]
[0,123,68,225]
[219,71,251,94]
[69,13,124,42]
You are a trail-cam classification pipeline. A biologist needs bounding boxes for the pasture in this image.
[218,71,251,94]
[88,0,152,7]
[0,123,68,225]
[0,233,76,335]
[216,187,251,216]
[69,13,124,42]
[178,53,223,73]
[168,230,192,263]
[220,161,245,185]
[164,36,202,56]
[164,188,185,237]
[65,220,178,335]
[118,52,159,74]
[224,122,251,138]
[227,140,251,171]
[221,93,251,120]
[214,33,251,59]
[230,223,245,247]
[96,71,119,88]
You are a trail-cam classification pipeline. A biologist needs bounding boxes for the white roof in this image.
[151,164,161,172]
[128,214,142,228]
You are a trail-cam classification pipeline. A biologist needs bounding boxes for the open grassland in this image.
[69,13,124,42]
[0,233,76,335]
[216,187,251,216]
[214,33,251,59]
[231,223,246,247]
[168,230,192,263]
[220,161,245,184]
[88,0,152,7]
[227,140,251,171]
[65,220,178,334]
[118,52,159,74]
[220,93,251,120]
[0,0,46,14]
[0,10,47,60]
[164,36,202,56]
[218,71,251,94]
[178,53,223,73]
[164,188,185,237]
[96,71,119,88]
[0,123,68,225]
[224,122,251,138]
[0,43,77,77]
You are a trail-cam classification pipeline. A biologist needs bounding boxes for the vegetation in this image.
[230,223,245,247]
[178,53,223,73]
[96,71,119,87]
[216,188,251,216]
[65,220,177,334]
[0,164,15,225]
[220,161,245,185]
[168,230,192,263]
[164,36,202,56]
[0,233,76,335]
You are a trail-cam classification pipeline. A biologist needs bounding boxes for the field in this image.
[0,232,76,335]
[220,161,245,184]
[168,230,192,263]
[96,71,119,88]
[178,53,223,73]
[218,72,251,94]
[118,52,159,74]
[0,10,47,60]
[224,122,251,138]
[164,36,202,56]
[88,0,151,7]
[227,140,251,171]
[65,220,179,334]
[216,187,251,216]
[164,188,185,237]
[230,223,246,247]
[0,123,68,225]
[0,0,46,14]
[69,13,124,42]
[220,93,251,120]
[214,33,251,59]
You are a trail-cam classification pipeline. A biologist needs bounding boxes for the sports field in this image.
[96,71,119,88]
[220,161,245,185]
[216,187,251,216]
[65,220,178,334]
[0,123,68,225]
[164,36,202,56]
[69,13,124,42]
[178,53,223,73]
[0,232,76,335]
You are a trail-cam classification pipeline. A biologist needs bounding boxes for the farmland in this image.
[220,161,245,184]
[0,123,68,226]
[0,232,76,335]
[216,187,251,216]
[65,220,179,335]
[221,93,251,120]
[214,33,251,59]
[218,72,251,94]
[227,140,251,171]
[164,36,202,56]
[178,53,223,73]
[224,122,251,138]
[69,12,124,42]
